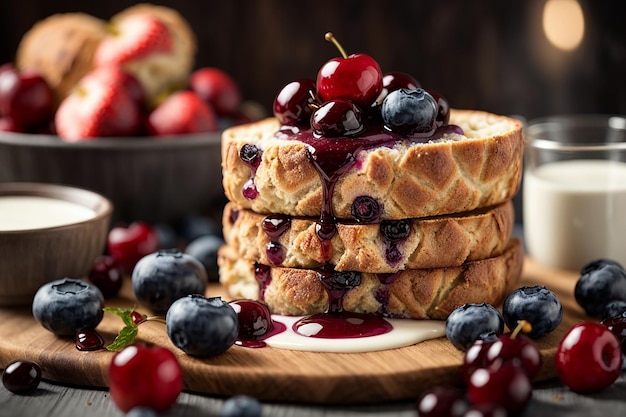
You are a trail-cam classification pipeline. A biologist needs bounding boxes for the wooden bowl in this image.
[0,182,112,306]
[0,131,224,224]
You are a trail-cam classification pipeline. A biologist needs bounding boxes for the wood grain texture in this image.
[0,257,586,404]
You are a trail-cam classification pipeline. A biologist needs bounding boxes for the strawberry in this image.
[147,90,218,135]
[55,67,142,141]
[94,14,173,66]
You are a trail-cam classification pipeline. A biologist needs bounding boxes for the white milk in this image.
[523,159,626,271]
[0,196,96,231]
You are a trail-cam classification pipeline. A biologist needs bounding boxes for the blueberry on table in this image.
[602,300,626,320]
[176,214,221,243]
[221,395,262,417]
[32,278,104,337]
[185,234,225,282]
[580,258,624,275]
[502,285,563,339]
[575,262,626,316]
[445,303,504,351]
[125,407,157,417]
[132,249,208,314]
[166,295,238,357]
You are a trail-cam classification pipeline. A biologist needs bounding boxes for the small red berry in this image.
[555,321,622,393]
[107,222,159,273]
[88,255,124,298]
[416,385,468,417]
[467,364,532,414]
[108,344,182,413]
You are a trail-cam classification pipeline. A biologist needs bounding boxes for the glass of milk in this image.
[523,115,626,271]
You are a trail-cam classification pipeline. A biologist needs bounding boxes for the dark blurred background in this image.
[0,0,623,121]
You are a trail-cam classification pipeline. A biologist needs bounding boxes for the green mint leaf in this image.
[103,306,136,327]
[103,307,139,351]
[106,324,139,352]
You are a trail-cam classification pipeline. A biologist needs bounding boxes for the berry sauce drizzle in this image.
[236,321,287,348]
[247,123,463,341]
[75,328,105,351]
[262,214,291,266]
[254,263,271,301]
[293,311,392,339]
[239,144,262,200]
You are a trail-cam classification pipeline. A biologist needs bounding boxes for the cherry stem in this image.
[325,32,348,59]
[511,319,532,339]
[137,316,167,325]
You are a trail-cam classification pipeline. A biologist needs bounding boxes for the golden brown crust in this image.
[221,110,523,220]
[222,201,514,272]
[218,238,524,319]
[110,3,197,104]
[15,13,108,105]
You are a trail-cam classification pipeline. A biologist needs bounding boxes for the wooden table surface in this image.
[0,374,625,417]
[2,235,626,416]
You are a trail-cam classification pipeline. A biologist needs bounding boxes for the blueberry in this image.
[580,258,624,275]
[502,286,562,339]
[239,144,260,164]
[153,223,178,249]
[575,263,626,316]
[221,395,262,417]
[381,88,437,136]
[602,300,626,320]
[176,214,221,243]
[185,234,225,282]
[32,278,104,337]
[125,407,157,417]
[132,249,208,314]
[166,295,238,357]
[445,303,504,351]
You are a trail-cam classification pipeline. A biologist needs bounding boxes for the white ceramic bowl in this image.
[0,182,112,306]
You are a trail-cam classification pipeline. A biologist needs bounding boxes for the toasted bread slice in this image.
[223,200,514,273]
[222,110,523,220]
[218,238,523,320]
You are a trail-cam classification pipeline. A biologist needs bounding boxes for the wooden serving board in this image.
[0,258,587,404]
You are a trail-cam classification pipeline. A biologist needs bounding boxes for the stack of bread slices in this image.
[218,109,524,320]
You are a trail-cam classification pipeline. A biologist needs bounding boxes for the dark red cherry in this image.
[2,359,42,394]
[462,403,508,417]
[88,255,124,298]
[467,363,532,414]
[273,79,317,126]
[377,72,420,104]
[463,339,495,383]
[416,385,468,417]
[316,33,383,109]
[311,99,364,137]
[0,67,53,129]
[428,90,450,126]
[555,322,622,392]
[484,333,542,379]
